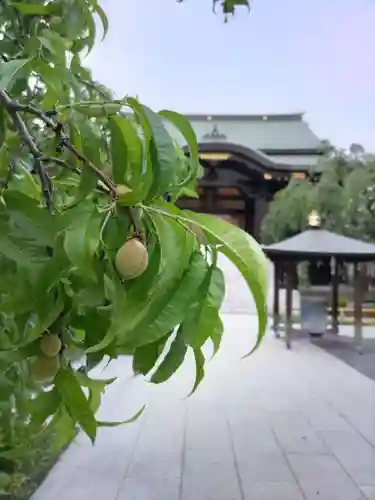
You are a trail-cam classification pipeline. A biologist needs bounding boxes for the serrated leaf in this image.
[182,266,225,348]
[121,249,206,348]
[86,10,97,54]
[75,103,121,117]
[38,32,67,64]
[97,405,146,427]
[31,285,65,340]
[108,115,144,195]
[127,98,177,201]
[75,164,98,204]
[93,3,109,40]
[68,123,83,172]
[55,368,97,443]
[87,214,192,354]
[108,116,131,185]
[0,59,30,91]
[188,348,205,396]
[8,161,41,200]
[179,212,268,354]
[159,110,199,187]
[29,387,61,429]
[132,332,172,375]
[63,209,101,281]
[210,315,224,356]
[75,372,115,414]
[151,331,187,384]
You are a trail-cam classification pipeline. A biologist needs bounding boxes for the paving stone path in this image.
[32,258,375,500]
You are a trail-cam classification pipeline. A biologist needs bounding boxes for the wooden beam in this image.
[331,258,340,334]
[272,262,281,338]
[285,262,293,349]
[353,263,364,354]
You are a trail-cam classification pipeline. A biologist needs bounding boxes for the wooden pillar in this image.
[272,261,281,338]
[244,197,255,235]
[331,257,340,334]
[285,262,293,349]
[353,262,363,354]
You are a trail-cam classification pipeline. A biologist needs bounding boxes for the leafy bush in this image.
[261,154,375,244]
[0,0,267,494]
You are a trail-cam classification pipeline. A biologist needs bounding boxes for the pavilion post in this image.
[272,261,281,338]
[285,262,293,349]
[353,262,363,354]
[331,257,340,334]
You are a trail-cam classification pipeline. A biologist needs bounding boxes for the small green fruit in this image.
[115,184,137,205]
[40,334,62,357]
[115,237,148,280]
[30,355,60,384]
[116,184,132,197]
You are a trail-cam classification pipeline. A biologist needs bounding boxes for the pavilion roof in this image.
[263,228,375,261]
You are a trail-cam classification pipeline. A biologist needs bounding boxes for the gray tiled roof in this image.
[165,113,322,151]
[264,229,375,260]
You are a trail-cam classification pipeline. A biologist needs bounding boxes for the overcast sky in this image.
[86,0,375,151]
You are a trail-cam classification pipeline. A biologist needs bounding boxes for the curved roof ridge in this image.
[183,113,305,122]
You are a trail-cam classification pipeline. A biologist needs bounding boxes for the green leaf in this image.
[209,315,224,356]
[116,214,193,344]
[38,32,68,64]
[159,110,199,186]
[75,164,98,204]
[108,115,145,195]
[63,209,101,281]
[55,368,97,443]
[0,59,30,92]
[75,372,116,414]
[10,2,53,14]
[124,250,207,348]
[0,108,5,148]
[93,3,109,40]
[50,408,77,451]
[132,332,171,375]
[87,213,193,354]
[108,116,132,185]
[0,471,11,491]
[127,98,178,200]
[178,211,269,353]
[31,285,65,340]
[150,331,187,384]
[86,10,97,54]
[8,161,41,200]
[74,103,121,117]
[97,405,146,427]
[29,387,61,429]
[182,266,225,348]
[188,348,205,396]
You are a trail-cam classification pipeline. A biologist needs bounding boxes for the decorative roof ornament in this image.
[308,210,321,228]
[202,124,227,142]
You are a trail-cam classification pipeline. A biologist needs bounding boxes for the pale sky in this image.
[86,0,375,151]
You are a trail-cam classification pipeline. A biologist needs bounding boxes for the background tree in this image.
[261,146,375,244]
[0,0,267,496]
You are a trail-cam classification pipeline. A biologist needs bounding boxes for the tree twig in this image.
[0,89,117,195]
[41,156,81,175]
[0,90,116,195]
[0,90,53,209]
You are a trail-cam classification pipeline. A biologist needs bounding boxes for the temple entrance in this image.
[216,213,244,227]
[177,186,248,231]
[177,145,292,240]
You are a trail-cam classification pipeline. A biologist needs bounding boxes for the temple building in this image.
[165,113,324,241]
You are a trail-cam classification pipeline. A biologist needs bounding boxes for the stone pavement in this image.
[32,258,375,500]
